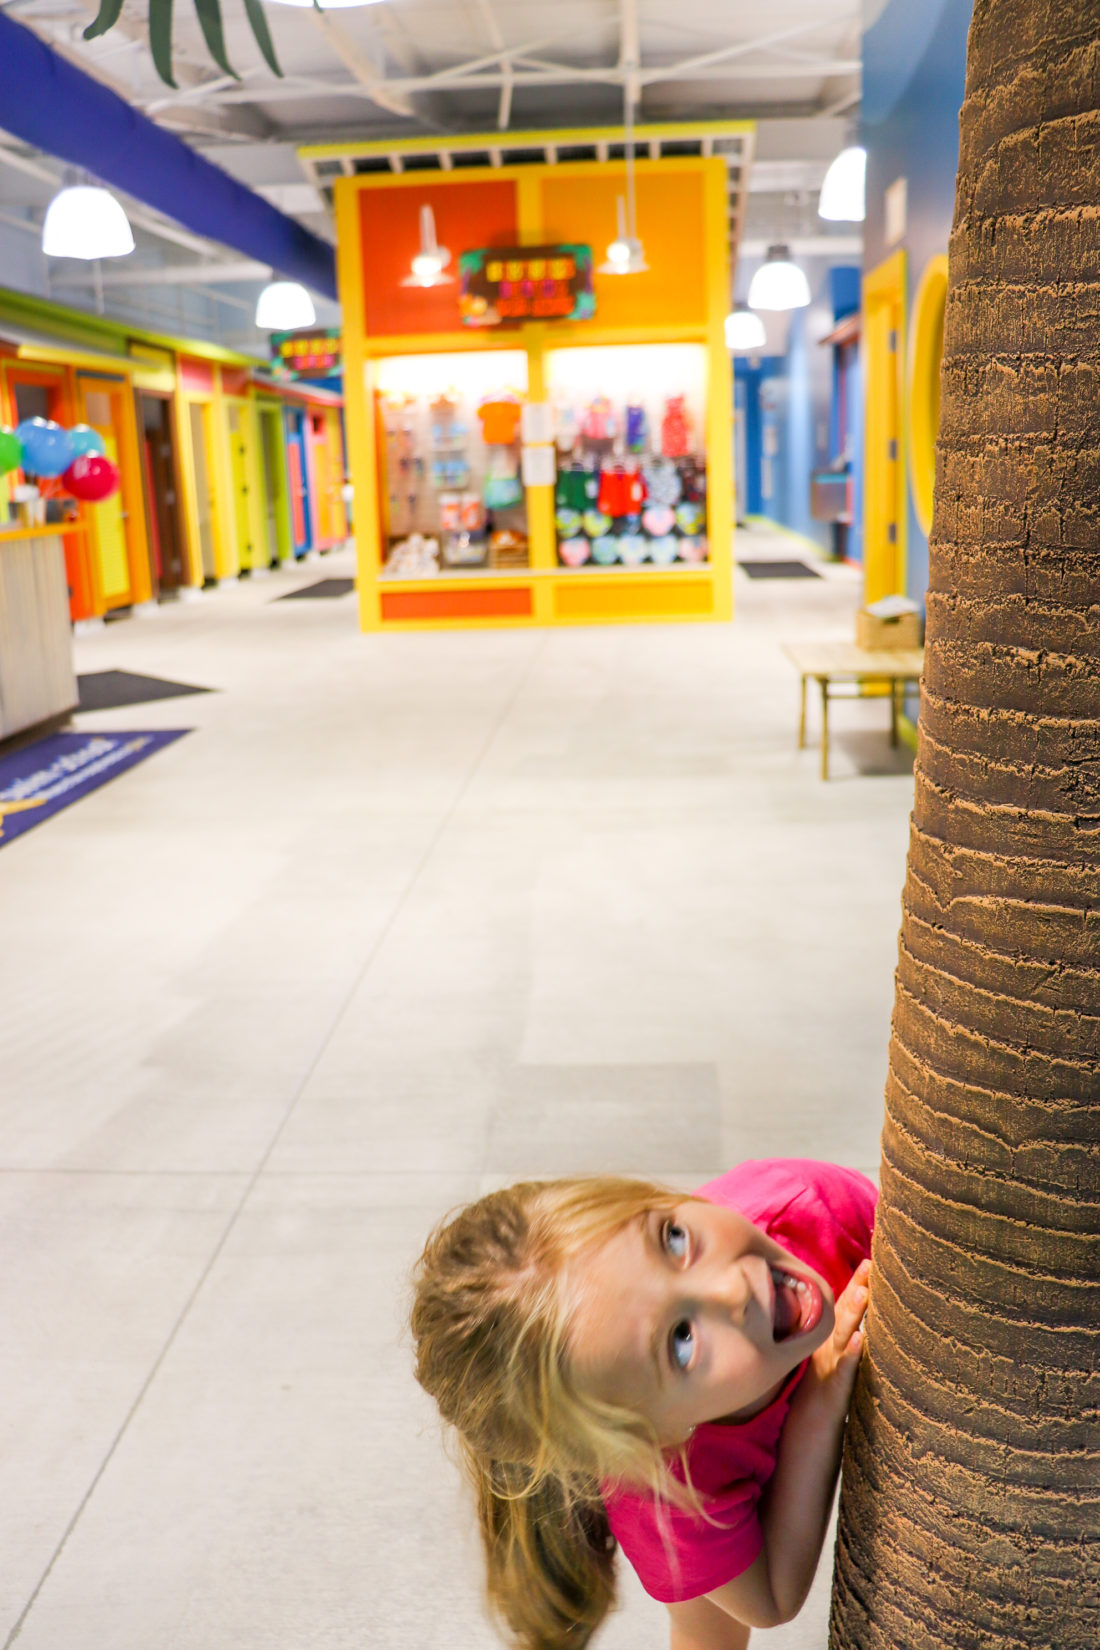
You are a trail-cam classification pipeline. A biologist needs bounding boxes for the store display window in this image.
[374,352,529,576]
[545,344,709,570]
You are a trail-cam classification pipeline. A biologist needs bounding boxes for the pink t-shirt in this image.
[602,1159,876,1604]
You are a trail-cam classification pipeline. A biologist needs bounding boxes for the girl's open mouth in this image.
[770,1266,824,1342]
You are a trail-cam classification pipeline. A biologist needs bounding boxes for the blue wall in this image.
[862,0,972,607]
[735,264,861,554]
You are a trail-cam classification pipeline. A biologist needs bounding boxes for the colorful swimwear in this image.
[675,502,705,536]
[559,536,591,567]
[478,398,523,445]
[555,508,583,537]
[660,394,691,458]
[625,403,647,453]
[648,534,679,565]
[591,535,620,564]
[642,505,676,538]
[583,509,613,537]
[642,456,681,507]
[617,534,647,565]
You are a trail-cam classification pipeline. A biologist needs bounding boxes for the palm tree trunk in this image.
[830,2,1100,1645]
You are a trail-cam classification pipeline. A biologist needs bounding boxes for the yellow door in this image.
[81,386,131,607]
[863,251,907,604]
[228,404,254,570]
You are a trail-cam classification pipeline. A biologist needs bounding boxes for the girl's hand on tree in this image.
[808,1258,870,1410]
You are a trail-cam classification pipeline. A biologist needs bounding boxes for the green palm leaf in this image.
[243,0,283,77]
[82,0,125,42]
[149,0,177,87]
[193,0,239,80]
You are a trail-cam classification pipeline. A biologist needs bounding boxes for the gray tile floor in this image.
[0,527,914,1649]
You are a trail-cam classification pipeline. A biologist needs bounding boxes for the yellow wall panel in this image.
[539,166,708,330]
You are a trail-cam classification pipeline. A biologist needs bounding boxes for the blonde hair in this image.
[410,1177,698,1650]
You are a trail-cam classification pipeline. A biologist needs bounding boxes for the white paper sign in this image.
[521,402,554,444]
[521,444,556,488]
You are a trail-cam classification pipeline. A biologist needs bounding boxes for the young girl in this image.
[410,1158,875,1650]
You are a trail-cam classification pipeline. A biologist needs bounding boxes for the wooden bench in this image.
[781,642,924,780]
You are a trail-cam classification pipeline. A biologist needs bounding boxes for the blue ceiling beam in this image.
[0,12,337,300]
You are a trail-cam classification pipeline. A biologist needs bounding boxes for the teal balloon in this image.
[0,427,21,476]
[15,417,75,479]
[68,423,106,460]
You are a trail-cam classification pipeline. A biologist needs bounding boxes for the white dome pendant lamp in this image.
[401,205,454,287]
[255,280,316,329]
[42,185,135,259]
[724,303,767,352]
[818,146,867,222]
[747,245,811,312]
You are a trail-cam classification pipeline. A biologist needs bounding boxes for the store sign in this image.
[271,327,342,378]
[459,244,595,326]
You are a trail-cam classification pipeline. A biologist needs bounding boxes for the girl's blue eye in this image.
[670,1319,694,1371]
[664,1221,689,1260]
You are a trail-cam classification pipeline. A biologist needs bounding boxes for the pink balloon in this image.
[62,454,120,502]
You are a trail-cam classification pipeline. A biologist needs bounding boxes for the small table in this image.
[782,642,924,779]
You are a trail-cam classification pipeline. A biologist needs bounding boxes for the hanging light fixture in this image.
[724,303,767,352]
[819,146,867,222]
[600,90,648,275]
[401,205,454,288]
[599,195,649,275]
[255,280,316,329]
[42,186,134,259]
[747,245,811,311]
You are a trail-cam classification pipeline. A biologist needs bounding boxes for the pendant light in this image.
[599,196,649,275]
[600,92,648,275]
[401,205,454,287]
[42,185,134,259]
[818,146,867,222]
[255,280,316,329]
[747,245,811,312]
[724,304,767,352]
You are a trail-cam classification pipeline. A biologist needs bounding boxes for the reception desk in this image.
[0,527,79,741]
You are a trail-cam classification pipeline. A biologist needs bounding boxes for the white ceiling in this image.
[0,0,863,351]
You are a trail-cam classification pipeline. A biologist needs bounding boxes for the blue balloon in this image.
[16,417,75,479]
[68,423,106,460]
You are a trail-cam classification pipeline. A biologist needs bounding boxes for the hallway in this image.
[0,529,914,1650]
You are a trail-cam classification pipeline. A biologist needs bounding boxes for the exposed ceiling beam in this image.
[640,22,843,86]
[473,0,512,132]
[162,57,858,110]
[307,8,415,119]
[50,259,272,288]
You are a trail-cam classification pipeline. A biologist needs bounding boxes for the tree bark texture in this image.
[830,3,1100,1646]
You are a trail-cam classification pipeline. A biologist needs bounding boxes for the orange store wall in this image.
[541,169,708,329]
[359,179,519,337]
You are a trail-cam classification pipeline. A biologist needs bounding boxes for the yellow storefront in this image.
[315,123,751,631]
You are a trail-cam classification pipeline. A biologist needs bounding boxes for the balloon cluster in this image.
[0,418,121,502]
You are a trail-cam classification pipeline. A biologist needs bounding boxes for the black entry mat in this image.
[274,578,356,601]
[77,670,213,712]
[738,559,822,580]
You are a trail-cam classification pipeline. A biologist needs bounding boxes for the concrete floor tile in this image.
[0,532,912,1647]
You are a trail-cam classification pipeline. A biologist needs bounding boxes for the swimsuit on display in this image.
[597,466,646,517]
[675,501,705,536]
[624,403,647,453]
[641,505,676,538]
[558,536,591,567]
[583,508,613,538]
[591,535,620,565]
[660,394,692,459]
[648,534,680,565]
[555,467,596,513]
[617,534,648,565]
[478,397,523,446]
[642,456,682,507]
